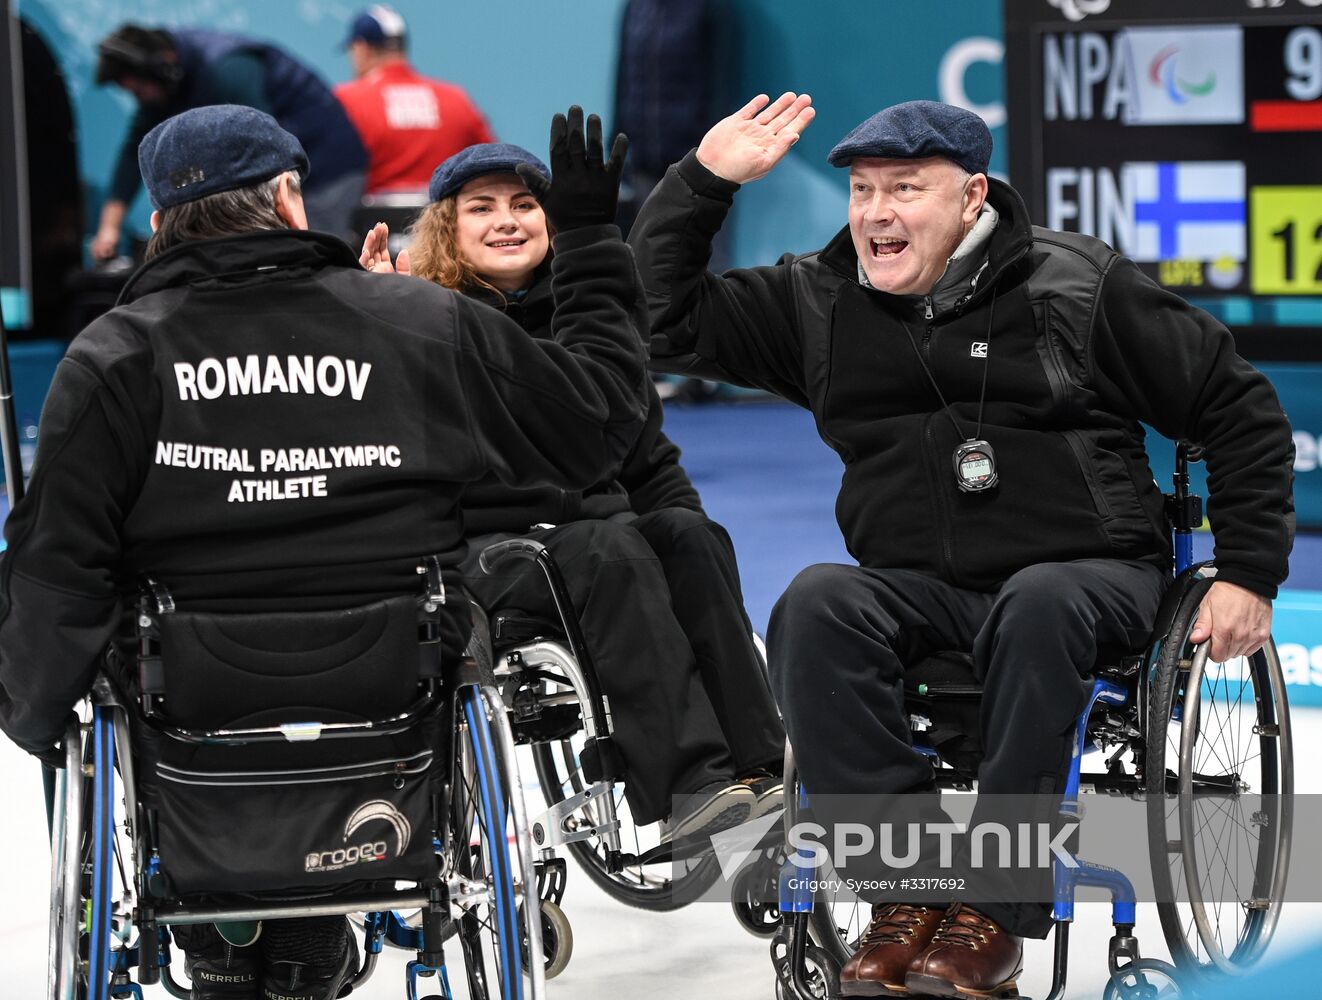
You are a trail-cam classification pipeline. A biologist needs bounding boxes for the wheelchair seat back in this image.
[131,582,450,898]
[146,596,439,729]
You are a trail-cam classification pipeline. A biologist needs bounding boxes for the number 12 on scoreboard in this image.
[1251,187,1322,294]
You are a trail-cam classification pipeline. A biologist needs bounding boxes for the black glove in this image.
[518,105,628,231]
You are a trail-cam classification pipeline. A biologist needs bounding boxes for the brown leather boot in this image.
[838,902,945,997]
[904,904,1023,999]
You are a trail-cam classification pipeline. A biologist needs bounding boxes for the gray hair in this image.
[145,171,302,260]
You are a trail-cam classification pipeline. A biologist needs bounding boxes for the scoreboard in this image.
[1005,0,1322,354]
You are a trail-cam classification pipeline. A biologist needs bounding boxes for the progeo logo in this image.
[305,800,412,874]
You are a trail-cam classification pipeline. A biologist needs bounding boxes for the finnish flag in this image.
[1124,161,1245,263]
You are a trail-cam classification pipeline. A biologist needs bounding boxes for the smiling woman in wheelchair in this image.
[358,141,787,843]
[0,104,647,1000]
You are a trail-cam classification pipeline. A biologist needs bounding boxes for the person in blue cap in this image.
[628,95,1293,998]
[334,5,495,194]
[91,22,368,260]
[358,139,786,845]
[0,103,646,1000]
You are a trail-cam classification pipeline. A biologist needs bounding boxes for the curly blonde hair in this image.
[404,196,507,299]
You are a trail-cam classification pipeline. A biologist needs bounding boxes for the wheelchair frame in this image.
[474,538,726,920]
[769,445,1295,1000]
[47,562,546,1000]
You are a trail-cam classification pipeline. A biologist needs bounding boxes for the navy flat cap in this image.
[428,143,550,203]
[827,100,991,175]
[138,105,309,211]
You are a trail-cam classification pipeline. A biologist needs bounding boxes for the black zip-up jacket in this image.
[460,265,701,535]
[0,226,646,755]
[630,152,1293,597]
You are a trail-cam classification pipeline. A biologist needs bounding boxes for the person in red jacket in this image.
[334,6,495,195]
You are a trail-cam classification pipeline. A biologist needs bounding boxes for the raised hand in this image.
[359,222,409,275]
[518,105,628,231]
[360,222,393,272]
[696,93,815,184]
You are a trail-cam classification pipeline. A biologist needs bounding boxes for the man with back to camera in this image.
[334,5,497,195]
[628,95,1293,998]
[91,22,368,258]
[0,102,642,1000]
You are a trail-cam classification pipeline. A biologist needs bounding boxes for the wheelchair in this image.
[47,557,546,1000]
[768,446,1294,1000]
[447,536,740,974]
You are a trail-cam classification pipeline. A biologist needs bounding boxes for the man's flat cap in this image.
[428,143,550,203]
[827,100,991,175]
[138,105,309,211]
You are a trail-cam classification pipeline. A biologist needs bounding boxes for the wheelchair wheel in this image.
[1145,574,1292,980]
[530,733,721,911]
[1103,958,1184,1000]
[49,709,135,1000]
[452,684,545,1000]
[731,852,785,938]
[520,898,573,980]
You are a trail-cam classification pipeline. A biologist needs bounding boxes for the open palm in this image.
[696,92,816,184]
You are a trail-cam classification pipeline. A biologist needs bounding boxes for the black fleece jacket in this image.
[630,152,1293,597]
[0,225,646,755]
[460,264,702,536]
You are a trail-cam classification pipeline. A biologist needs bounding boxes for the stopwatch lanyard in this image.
[900,293,996,443]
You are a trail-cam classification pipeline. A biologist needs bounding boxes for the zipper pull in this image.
[924,296,934,320]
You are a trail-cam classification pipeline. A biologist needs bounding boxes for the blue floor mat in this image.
[661,400,1322,633]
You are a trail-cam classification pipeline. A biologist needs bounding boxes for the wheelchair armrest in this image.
[478,537,547,575]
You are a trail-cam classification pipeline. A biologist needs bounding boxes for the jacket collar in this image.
[117,230,360,305]
[819,177,1034,315]
[463,258,555,334]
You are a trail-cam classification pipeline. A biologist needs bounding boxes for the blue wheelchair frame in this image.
[52,658,541,1000]
[773,446,1221,1000]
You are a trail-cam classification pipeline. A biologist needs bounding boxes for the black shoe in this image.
[176,924,260,1000]
[260,916,358,1000]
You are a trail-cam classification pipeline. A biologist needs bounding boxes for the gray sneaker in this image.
[746,778,784,820]
[660,782,757,844]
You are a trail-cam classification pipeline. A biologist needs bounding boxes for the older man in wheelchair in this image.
[627,96,1296,998]
[0,103,649,1000]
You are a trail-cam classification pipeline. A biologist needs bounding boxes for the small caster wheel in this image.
[1103,958,1184,1000]
[772,943,837,999]
[731,864,782,939]
[520,899,573,979]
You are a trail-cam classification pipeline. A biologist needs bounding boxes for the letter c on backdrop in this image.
[939,37,1006,131]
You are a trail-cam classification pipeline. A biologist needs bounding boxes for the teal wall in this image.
[16,0,629,249]
[16,0,1006,265]
[711,0,1006,264]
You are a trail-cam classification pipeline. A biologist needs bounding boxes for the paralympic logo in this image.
[1149,45,1217,104]
[1047,0,1111,22]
